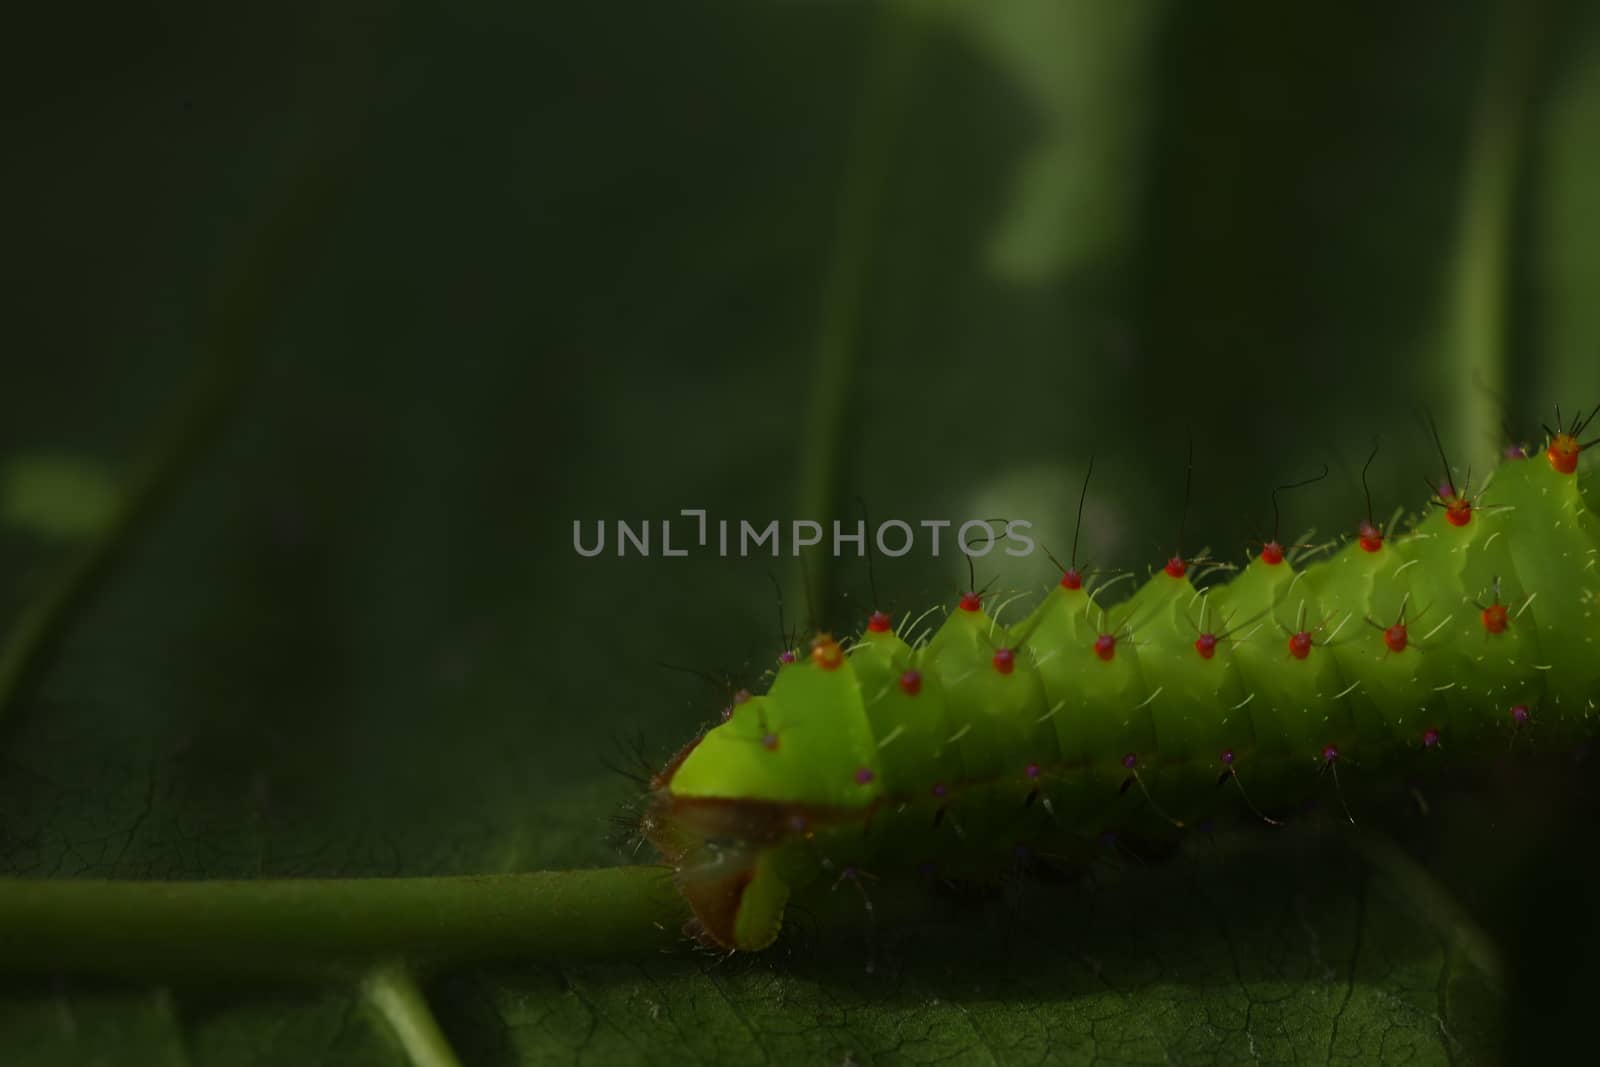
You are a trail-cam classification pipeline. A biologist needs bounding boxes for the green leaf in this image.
[427,833,1503,1066]
[4,0,1596,1063]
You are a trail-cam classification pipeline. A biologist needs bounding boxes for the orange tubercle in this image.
[810,634,843,670]
[1547,433,1581,475]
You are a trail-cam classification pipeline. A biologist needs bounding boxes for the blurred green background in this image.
[3,0,1599,1063]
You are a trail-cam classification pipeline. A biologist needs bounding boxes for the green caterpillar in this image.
[643,423,1600,952]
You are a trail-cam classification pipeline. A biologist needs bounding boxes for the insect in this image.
[643,415,1600,951]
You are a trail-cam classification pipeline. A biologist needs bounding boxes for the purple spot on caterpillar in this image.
[1025,762,1041,780]
[761,732,779,751]
[1321,744,1340,763]
[720,706,733,722]
[1511,704,1531,726]
[855,767,875,785]
[1121,752,1138,770]
[733,689,751,705]
[778,650,796,665]
[1505,442,1530,460]
[1422,728,1440,749]
[931,782,948,798]
[1219,748,1236,766]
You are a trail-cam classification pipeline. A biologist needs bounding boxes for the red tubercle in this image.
[1093,633,1117,662]
[810,634,843,670]
[1164,556,1188,579]
[1194,632,1218,660]
[1444,495,1472,527]
[958,591,983,613]
[1060,568,1083,591]
[1288,631,1313,659]
[1481,603,1509,634]
[899,669,922,696]
[993,648,1015,675]
[1383,623,1408,653]
[1511,703,1531,726]
[1321,744,1340,763]
[1547,433,1581,475]
[1357,520,1383,553]
[867,610,892,634]
[1421,727,1440,749]
[1121,752,1138,770]
[1024,762,1041,780]
[1219,748,1236,767]
[1260,541,1285,566]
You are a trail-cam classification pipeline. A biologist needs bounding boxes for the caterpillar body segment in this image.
[925,606,1060,778]
[1020,582,1156,770]
[667,641,886,808]
[644,450,1600,951]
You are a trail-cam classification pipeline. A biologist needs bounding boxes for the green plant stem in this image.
[366,964,466,1067]
[0,867,687,982]
[792,5,921,613]
[1446,0,1541,466]
[0,361,241,730]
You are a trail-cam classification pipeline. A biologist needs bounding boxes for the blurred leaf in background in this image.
[1,0,1598,1063]
[2,457,120,542]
